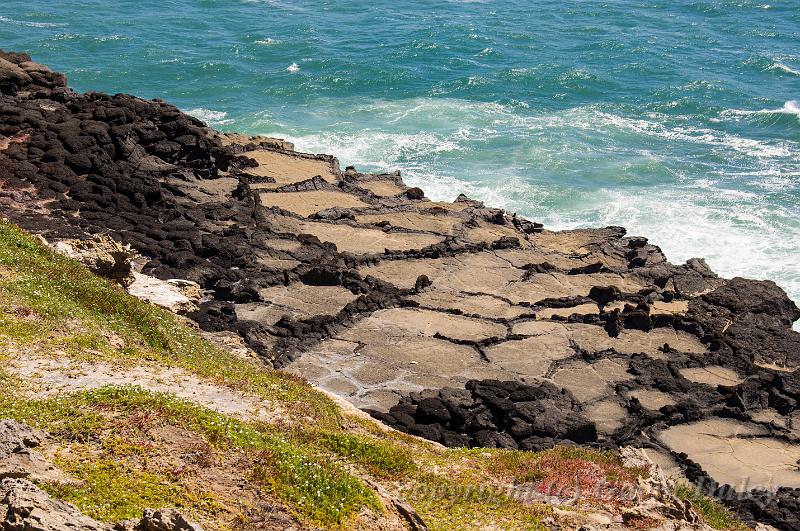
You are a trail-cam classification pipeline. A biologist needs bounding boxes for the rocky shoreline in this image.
[2,50,799,530]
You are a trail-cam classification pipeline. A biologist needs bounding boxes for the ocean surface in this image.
[2,0,799,318]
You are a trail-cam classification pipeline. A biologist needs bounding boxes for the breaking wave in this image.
[184,108,234,126]
[245,96,800,323]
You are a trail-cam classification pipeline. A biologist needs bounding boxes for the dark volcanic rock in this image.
[3,51,800,531]
[691,277,800,369]
[370,379,597,451]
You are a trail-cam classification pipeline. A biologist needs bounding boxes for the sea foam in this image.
[0,15,65,28]
[247,96,800,330]
[769,61,800,76]
[185,108,233,126]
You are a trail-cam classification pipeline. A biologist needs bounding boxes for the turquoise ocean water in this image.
[2,0,799,316]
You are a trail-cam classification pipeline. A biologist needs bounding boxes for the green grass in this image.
[0,221,381,526]
[320,432,417,479]
[0,220,338,425]
[0,220,677,530]
[42,458,213,523]
[491,445,634,481]
[404,474,550,531]
[0,383,379,527]
[673,483,747,530]
[251,443,382,526]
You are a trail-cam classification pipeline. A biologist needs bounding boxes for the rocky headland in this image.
[2,50,800,530]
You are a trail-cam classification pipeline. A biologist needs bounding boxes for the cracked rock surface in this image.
[2,50,800,530]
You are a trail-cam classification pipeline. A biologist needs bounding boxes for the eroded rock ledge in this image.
[1,50,799,530]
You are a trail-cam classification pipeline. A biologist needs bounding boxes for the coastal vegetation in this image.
[0,220,741,529]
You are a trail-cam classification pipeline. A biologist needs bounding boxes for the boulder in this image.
[127,273,198,314]
[376,379,597,451]
[114,509,203,531]
[0,478,110,531]
[0,419,41,480]
[51,235,137,286]
[0,57,32,95]
[0,419,63,483]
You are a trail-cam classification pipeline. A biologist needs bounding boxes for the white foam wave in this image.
[721,100,800,119]
[554,188,800,328]
[184,108,233,126]
[271,130,461,169]
[286,62,300,73]
[255,37,280,45]
[0,15,65,28]
[348,98,796,162]
[249,97,798,169]
[769,61,800,76]
[240,0,299,8]
[95,34,125,42]
[588,110,797,159]
[245,97,800,325]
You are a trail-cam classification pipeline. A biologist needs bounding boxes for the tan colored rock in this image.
[425,253,522,294]
[357,180,405,197]
[259,283,357,317]
[484,336,573,378]
[618,447,711,530]
[549,358,632,404]
[512,322,708,359]
[465,224,524,246]
[426,200,473,212]
[335,336,482,379]
[297,221,444,254]
[357,211,459,235]
[532,228,623,254]
[641,448,685,481]
[0,420,63,483]
[494,246,628,270]
[754,360,797,373]
[166,279,202,303]
[658,419,800,491]
[0,478,110,531]
[343,308,506,343]
[651,301,689,316]
[361,251,522,291]
[359,257,445,289]
[245,150,336,187]
[584,399,627,435]
[679,366,743,387]
[220,134,294,151]
[236,284,357,325]
[536,303,599,319]
[259,190,368,217]
[51,235,137,286]
[630,390,676,411]
[128,273,197,314]
[410,290,530,319]
[502,271,645,305]
[551,362,613,403]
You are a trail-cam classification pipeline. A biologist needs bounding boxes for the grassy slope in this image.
[0,220,744,530]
